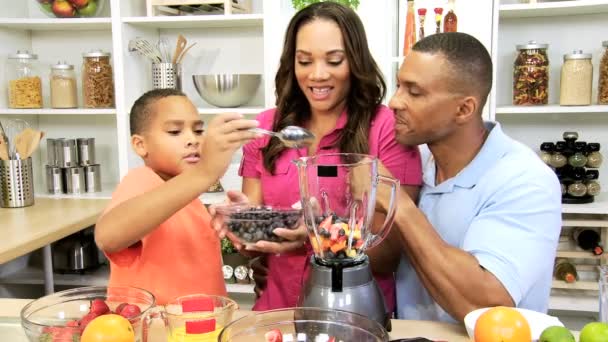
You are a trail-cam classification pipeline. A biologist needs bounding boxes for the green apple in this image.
[580,322,608,342]
[539,326,575,342]
[76,0,98,17]
[40,3,53,13]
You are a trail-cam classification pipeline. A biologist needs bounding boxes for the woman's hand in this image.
[210,190,250,251]
[244,221,308,255]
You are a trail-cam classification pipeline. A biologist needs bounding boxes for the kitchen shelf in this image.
[0,109,116,116]
[562,218,608,228]
[226,283,254,294]
[550,292,598,312]
[0,265,109,287]
[0,18,112,31]
[495,105,608,115]
[122,14,264,29]
[552,279,598,291]
[499,0,608,18]
[198,107,263,115]
[562,193,608,215]
[555,250,601,260]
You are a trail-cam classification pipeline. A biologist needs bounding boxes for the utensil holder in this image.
[152,63,182,90]
[0,158,35,208]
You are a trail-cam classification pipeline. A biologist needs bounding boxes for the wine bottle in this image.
[554,258,578,283]
[573,228,604,255]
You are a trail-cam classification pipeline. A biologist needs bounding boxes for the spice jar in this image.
[567,168,587,197]
[568,143,588,168]
[539,142,555,165]
[551,143,568,168]
[50,61,77,109]
[560,50,593,106]
[513,41,549,105]
[6,50,42,109]
[82,50,114,108]
[599,41,608,105]
[586,143,603,168]
[586,170,601,196]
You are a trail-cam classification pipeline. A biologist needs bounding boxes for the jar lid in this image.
[82,50,111,57]
[563,131,579,141]
[51,61,74,70]
[516,40,548,50]
[586,170,599,180]
[8,50,38,59]
[587,143,601,152]
[540,142,555,152]
[564,50,592,60]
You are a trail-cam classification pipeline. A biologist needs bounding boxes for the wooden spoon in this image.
[177,42,197,64]
[0,134,8,161]
[172,34,187,64]
[15,128,44,159]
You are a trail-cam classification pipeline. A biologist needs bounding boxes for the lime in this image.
[579,322,608,342]
[77,1,98,17]
[539,326,575,342]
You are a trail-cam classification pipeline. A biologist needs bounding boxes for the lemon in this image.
[539,326,575,342]
[579,322,608,342]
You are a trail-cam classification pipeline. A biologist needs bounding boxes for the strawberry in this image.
[118,304,141,319]
[264,328,283,342]
[78,312,99,331]
[114,302,128,315]
[89,298,110,315]
[65,320,79,327]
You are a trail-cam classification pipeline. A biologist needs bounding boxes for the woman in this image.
[233,2,421,313]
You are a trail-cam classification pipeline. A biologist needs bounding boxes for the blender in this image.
[295,153,398,330]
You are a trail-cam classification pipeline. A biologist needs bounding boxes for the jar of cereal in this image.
[513,41,549,105]
[82,50,114,108]
[560,50,593,106]
[6,50,42,109]
[598,41,608,105]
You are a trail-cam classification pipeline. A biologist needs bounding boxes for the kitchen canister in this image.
[45,165,63,194]
[56,139,78,168]
[77,138,95,166]
[84,164,101,193]
[64,166,85,194]
[0,158,34,208]
[152,63,182,90]
[46,138,58,166]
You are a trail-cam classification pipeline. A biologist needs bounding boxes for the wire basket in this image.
[152,63,182,90]
[0,158,35,208]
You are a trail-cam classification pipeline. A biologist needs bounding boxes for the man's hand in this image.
[249,256,268,298]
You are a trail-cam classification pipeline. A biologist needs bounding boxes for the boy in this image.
[95,89,259,304]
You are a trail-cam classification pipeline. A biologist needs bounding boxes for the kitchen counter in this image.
[0,299,470,341]
[0,197,109,264]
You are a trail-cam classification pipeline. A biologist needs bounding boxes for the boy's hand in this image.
[210,190,249,241]
[199,113,259,180]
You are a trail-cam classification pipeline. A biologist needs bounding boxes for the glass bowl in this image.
[218,307,390,342]
[36,0,106,18]
[20,286,155,342]
[213,204,302,246]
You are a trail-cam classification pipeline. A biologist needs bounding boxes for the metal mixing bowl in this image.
[192,74,261,108]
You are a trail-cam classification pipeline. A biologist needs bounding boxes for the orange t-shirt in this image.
[100,167,227,305]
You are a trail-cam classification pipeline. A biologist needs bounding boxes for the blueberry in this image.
[339,229,345,236]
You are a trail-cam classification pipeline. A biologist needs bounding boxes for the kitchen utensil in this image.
[152,62,182,90]
[295,153,399,329]
[0,134,8,161]
[158,37,172,63]
[128,38,162,63]
[15,127,44,159]
[249,125,315,148]
[0,157,34,208]
[2,119,30,159]
[21,286,155,342]
[192,74,261,107]
[177,42,197,64]
[218,307,389,342]
[172,34,187,64]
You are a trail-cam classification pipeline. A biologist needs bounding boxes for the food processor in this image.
[295,153,398,330]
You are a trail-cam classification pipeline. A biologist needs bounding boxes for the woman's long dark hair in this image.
[262,1,386,174]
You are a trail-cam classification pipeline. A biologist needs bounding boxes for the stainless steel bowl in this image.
[192,74,261,108]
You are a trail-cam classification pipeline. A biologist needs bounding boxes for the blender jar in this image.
[6,50,42,109]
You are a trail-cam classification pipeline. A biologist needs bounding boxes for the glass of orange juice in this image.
[162,294,238,342]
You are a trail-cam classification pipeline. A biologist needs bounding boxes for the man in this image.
[370,32,561,322]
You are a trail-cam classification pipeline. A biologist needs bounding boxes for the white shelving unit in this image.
[499,0,608,18]
[496,105,608,115]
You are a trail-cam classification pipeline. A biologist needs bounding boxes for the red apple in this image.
[68,0,89,9]
[52,0,76,18]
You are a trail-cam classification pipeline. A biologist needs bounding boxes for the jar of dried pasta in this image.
[599,41,608,105]
[6,50,43,109]
[513,41,549,105]
[82,50,114,108]
[560,50,593,106]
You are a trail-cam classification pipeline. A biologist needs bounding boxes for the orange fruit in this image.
[474,306,531,342]
[81,314,135,342]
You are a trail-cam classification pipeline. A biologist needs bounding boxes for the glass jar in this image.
[568,144,588,168]
[50,61,77,109]
[567,168,587,197]
[551,143,568,168]
[6,50,42,109]
[560,50,593,106]
[587,143,603,168]
[586,170,601,196]
[513,41,549,105]
[82,50,114,108]
[539,142,554,165]
[599,41,608,105]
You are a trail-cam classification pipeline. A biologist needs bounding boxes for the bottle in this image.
[586,143,603,168]
[539,142,555,165]
[434,8,443,34]
[550,143,568,168]
[50,61,77,109]
[573,228,604,255]
[585,170,601,196]
[554,258,578,283]
[443,0,457,32]
[568,143,588,168]
[567,168,587,197]
[403,0,416,56]
[417,8,427,41]
[560,50,593,106]
[513,41,549,105]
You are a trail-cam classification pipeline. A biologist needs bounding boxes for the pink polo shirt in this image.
[239,105,422,313]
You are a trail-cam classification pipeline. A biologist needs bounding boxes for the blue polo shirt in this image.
[395,122,562,322]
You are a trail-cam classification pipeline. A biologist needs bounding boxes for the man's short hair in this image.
[130,88,186,135]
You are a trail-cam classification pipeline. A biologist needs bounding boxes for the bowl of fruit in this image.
[212,204,302,247]
[35,0,106,18]
[21,286,155,342]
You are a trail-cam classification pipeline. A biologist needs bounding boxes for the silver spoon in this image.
[250,126,315,148]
